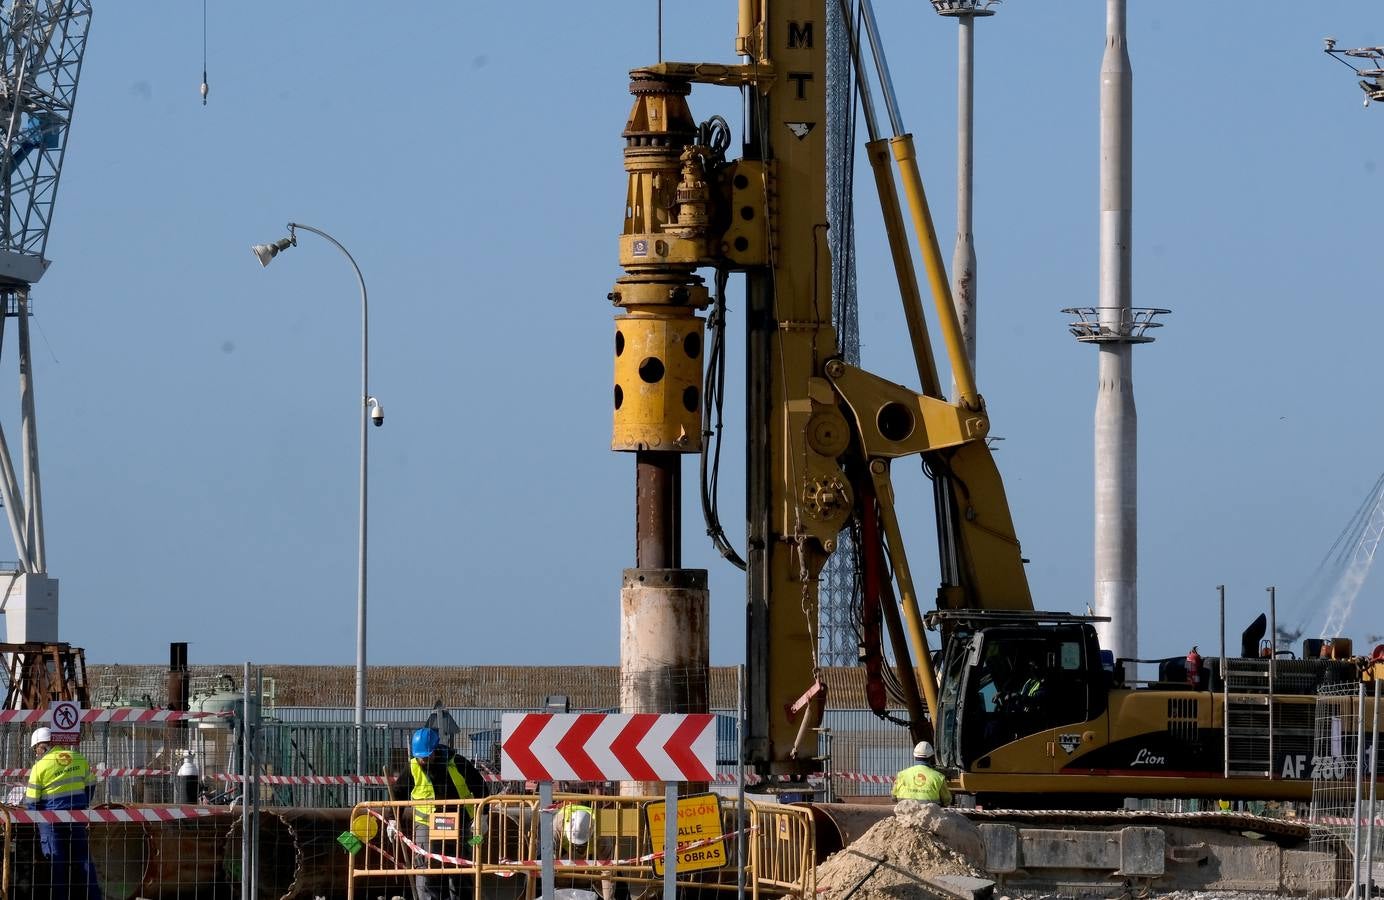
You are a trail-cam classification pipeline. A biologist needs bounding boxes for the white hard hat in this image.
[564,808,593,845]
[913,740,935,759]
[30,727,51,748]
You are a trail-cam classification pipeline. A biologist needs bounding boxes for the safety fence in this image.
[0,707,915,811]
[345,794,815,900]
[0,717,428,809]
[1308,677,1382,898]
[0,803,350,899]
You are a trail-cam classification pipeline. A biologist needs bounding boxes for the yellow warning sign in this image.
[644,792,726,875]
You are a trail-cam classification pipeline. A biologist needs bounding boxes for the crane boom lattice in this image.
[0,0,91,282]
[1318,472,1384,639]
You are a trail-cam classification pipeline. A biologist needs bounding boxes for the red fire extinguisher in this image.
[1186,645,1202,687]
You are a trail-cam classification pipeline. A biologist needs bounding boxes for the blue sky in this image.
[13,2,1382,667]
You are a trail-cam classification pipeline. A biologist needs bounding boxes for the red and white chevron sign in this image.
[500,713,715,782]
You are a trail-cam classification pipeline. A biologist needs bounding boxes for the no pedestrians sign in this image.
[48,700,81,745]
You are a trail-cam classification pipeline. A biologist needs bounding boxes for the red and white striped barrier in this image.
[212,773,392,786]
[497,826,755,869]
[827,772,894,784]
[0,767,183,779]
[363,807,754,871]
[5,806,223,824]
[365,809,475,867]
[1310,815,1384,827]
[0,766,900,788]
[0,708,233,725]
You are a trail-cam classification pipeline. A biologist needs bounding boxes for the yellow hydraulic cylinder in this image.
[890,135,979,410]
[866,138,942,400]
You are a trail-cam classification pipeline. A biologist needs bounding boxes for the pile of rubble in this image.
[817,801,987,900]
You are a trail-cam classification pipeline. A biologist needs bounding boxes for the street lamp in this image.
[252,222,378,776]
[931,0,999,380]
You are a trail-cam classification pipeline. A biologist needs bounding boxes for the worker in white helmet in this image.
[891,741,951,805]
[25,726,101,898]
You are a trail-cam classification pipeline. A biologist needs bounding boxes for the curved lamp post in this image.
[252,223,379,777]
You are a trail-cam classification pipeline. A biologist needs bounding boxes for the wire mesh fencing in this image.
[6,806,355,899]
[1308,677,1382,897]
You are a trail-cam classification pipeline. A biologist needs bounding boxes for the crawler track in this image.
[961,808,1310,843]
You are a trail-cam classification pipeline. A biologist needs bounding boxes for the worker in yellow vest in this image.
[26,727,102,899]
[557,800,596,859]
[891,741,951,805]
[390,727,485,900]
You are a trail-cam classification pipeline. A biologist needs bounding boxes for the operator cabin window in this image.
[964,632,1096,763]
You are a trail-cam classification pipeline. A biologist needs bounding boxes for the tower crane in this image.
[0,0,92,704]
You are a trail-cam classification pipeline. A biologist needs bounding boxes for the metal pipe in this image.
[1357,680,1368,892]
[1219,585,1228,778]
[17,289,44,573]
[283,222,371,778]
[663,783,678,900]
[952,14,977,378]
[833,0,881,143]
[540,781,555,900]
[0,421,29,574]
[736,663,746,900]
[1268,586,1276,775]
[636,453,681,568]
[251,666,261,900]
[855,0,905,135]
[1366,675,1379,898]
[241,661,251,900]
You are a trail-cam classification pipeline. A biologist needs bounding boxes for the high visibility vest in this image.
[409,757,472,825]
[26,748,96,810]
[891,763,951,804]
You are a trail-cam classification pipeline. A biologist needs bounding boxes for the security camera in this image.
[1325,37,1337,51]
[368,397,384,427]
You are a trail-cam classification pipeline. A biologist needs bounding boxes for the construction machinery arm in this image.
[608,0,1030,780]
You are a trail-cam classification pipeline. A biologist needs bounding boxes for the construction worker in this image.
[390,726,485,900]
[891,741,951,806]
[25,726,102,900]
[557,799,596,858]
[1020,667,1048,712]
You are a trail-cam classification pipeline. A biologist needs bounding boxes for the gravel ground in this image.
[1002,886,1289,891]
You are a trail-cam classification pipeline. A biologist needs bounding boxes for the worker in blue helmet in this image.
[390,726,486,900]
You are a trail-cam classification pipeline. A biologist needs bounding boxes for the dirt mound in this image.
[816,801,986,900]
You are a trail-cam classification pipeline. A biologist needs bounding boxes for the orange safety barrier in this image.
[345,793,815,900]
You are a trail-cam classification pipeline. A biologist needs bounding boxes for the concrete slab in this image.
[1162,825,1281,892]
[977,823,1017,874]
[1019,827,1126,871]
[1117,827,1165,877]
[925,873,996,900]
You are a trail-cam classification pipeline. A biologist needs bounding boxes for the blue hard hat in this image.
[411,727,440,758]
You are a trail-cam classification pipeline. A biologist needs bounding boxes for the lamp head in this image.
[251,235,296,267]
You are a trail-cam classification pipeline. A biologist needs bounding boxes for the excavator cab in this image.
[932,612,1108,771]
